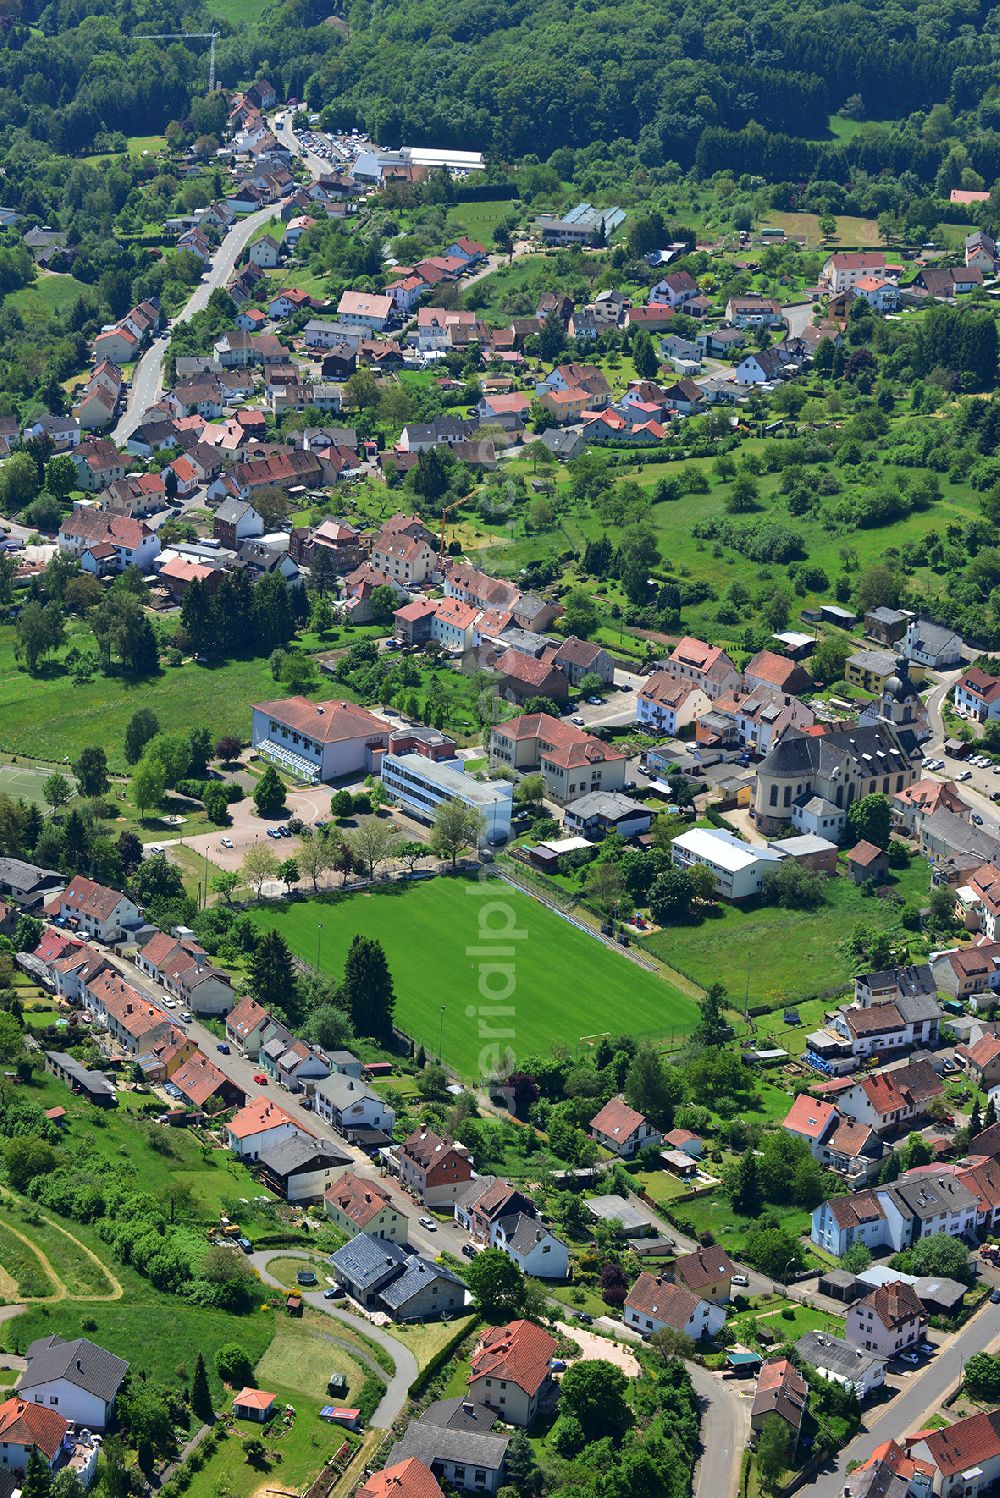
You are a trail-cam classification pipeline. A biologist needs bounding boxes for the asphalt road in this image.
[112,202,282,443]
[106,947,459,1262]
[803,1301,1000,1496]
[688,1362,750,1498]
[924,667,1000,825]
[251,1253,418,1428]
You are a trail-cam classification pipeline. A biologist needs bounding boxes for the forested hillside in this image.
[306,0,1000,181]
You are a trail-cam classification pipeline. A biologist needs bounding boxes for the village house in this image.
[454,1178,535,1244]
[17,1335,128,1430]
[589,1096,662,1158]
[955,667,1000,723]
[957,1032,1000,1089]
[388,1400,509,1493]
[467,1321,557,1428]
[795,1332,885,1401]
[51,876,140,943]
[672,1247,736,1304]
[903,618,965,670]
[314,1073,395,1138]
[227,1096,310,1161]
[820,251,889,294]
[624,1272,726,1341]
[397,1128,473,1207]
[933,941,1000,1000]
[325,1170,408,1244]
[357,1459,445,1498]
[59,510,159,574]
[637,673,712,735]
[750,1360,808,1451]
[225,996,271,1057]
[490,712,627,805]
[663,637,741,699]
[491,1214,569,1279]
[845,1282,927,1358]
[257,1135,347,1205]
[908,1409,1000,1498]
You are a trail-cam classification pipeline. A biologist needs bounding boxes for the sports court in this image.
[0,762,76,807]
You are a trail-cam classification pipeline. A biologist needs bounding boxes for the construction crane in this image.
[134,31,221,92]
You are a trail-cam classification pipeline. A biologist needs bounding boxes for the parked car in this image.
[220,837,233,849]
[572,716,585,726]
[585,696,603,705]
[217,1042,231,1054]
[418,1216,437,1231]
[461,1243,476,1258]
[550,1359,567,1373]
[238,1237,252,1254]
[732,1273,749,1287]
[323,1287,339,1299]
[253,1072,268,1085]
[972,813,984,826]
[575,1312,593,1325]
[989,1288,1000,1304]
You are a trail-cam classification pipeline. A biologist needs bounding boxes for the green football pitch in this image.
[0,762,76,808]
[248,878,699,1081]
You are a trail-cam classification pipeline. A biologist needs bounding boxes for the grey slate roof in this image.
[329,1233,408,1291]
[496,1210,563,1257]
[258,1133,348,1178]
[796,1330,884,1382]
[891,1172,977,1222]
[389,1401,508,1473]
[379,1254,464,1312]
[215,498,258,525]
[759,722,918,782]
[316,1073,381,1111]
[21,1335,128,1402]
[565,791,650,821]
[860,964,936,998]
[0,858,61,894]
[906,619,964,659]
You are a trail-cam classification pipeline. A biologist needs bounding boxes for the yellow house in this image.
[846,648,925,695]
[673,1246,736,1304]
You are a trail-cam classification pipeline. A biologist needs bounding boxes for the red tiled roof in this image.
[674,1247,735,1291]
[470,1319,556,1398]
[229,1096,309,1140]
[922,1409,1000,1477]
[590,1095,647,1141]
[860,1281,925,1330]
[325,1170,394,1228]
[253,697,387,745]
[783,1093,837,1140]
[0,1397,68,1459]
[849,840,885,868]
[625,1273,699,1329]
[61,875,127,922]
[358,1460,445,1498]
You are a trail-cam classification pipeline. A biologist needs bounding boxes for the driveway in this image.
[555,1321,640,1376]
[251,1254,417,1428]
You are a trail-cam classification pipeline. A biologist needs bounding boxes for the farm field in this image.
[247,877,700,1080]
[761,211,882,247]
[0,625,281,768]
[642,858,929,1008]
[7,273,91,320]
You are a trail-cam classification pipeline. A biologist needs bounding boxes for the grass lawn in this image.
[761,212,882,248]
[728,1297,844,1347]
[127,134,167,155]
[187,1310,372,1498]
[0,1197,117,1298]
[263,1256,331,1290]
[25,1076,272,1220]
[633,1169,691,1204]
[6,273,91,321]
[247,877,699,1081]
[0,626,280,768]
[447,201,511,245]
[390,1314,476,1371]
[202,0,273,24]
[642,861,929,1009]
[0,1217,58,1298]
[669,1191,812,1260]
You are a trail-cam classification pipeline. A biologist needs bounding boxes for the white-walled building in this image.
[671,827,783,901]
[379,752,513,844]
[251,697,388,782]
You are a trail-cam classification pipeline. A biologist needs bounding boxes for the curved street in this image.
[113,202,281,443]
[251,1253,418,1429]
